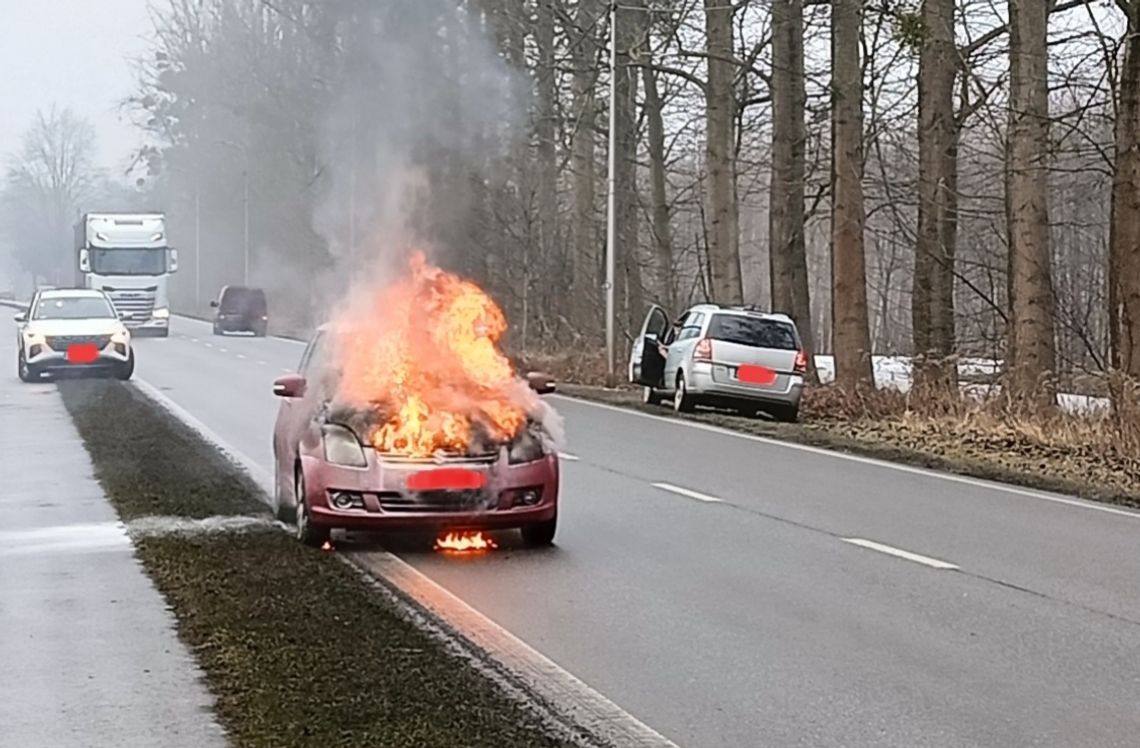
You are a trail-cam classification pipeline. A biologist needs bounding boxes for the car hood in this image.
[24,318,126,337]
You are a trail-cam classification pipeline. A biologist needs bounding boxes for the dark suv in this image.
[211,286,268,336]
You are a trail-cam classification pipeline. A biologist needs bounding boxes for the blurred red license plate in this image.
[406,468,486,491]
[66,344,99,364]
[737,364,776,385]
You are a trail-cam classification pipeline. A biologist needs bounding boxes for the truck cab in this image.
[76,213,177,337]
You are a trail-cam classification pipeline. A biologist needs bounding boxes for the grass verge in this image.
[557,383,1140,510]
[58,379,579,748]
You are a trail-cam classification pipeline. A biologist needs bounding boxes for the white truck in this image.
[75,213,178,337]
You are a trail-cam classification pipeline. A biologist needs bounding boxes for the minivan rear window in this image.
[221,288,267,313]
[707,314,798,350]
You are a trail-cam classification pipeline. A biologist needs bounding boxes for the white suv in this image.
[15,288,135,383]
[628,303,807,422]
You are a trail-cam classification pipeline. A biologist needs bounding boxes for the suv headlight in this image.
[322,424,367,467]
[23,329,45,344]
[508,431,546,465]
[111,328,130,344]
[153,307,170,319]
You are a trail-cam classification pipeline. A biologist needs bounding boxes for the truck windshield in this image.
[90,248,167,275]
[34,297,116,320]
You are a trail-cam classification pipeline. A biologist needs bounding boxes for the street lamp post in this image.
[605,1,618,386]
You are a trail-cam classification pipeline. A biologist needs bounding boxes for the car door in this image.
[628,304,671,387]
[663,312,705,389]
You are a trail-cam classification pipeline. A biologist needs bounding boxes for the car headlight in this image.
[153,307,170,319]
[23,329,45,344]
[322,424,367,467]
[508,430,546,465]
[111,328,130,344]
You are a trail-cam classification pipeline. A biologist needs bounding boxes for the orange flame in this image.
[333,252,534,457]
[435,531,498,552]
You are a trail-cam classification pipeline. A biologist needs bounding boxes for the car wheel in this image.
[642,386,663,406]
[274,468,297,523]
[520,515,557,547]
[769,403,800,423]
[115,351,135,381]
[294,470,330,548]
[673,373,695,413]
[17,350,38,383]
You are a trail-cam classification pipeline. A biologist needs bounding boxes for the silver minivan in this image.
[628,303,807,422]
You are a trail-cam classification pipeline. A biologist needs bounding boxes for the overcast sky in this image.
[1,0,152,175]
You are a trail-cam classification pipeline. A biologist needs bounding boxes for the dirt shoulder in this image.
[58,380,583,748]
[558,383,1140,511]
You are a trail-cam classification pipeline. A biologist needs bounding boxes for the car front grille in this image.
[106,287,157,320]
[45,335,111,351]
[377,489,497,513]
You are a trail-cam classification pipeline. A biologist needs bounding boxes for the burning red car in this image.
[271,255,562,548]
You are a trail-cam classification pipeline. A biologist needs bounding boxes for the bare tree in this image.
[769,0,815,379]
[1111,0,1140,377]
[1,106,98,284]
[830,0,874,388]
[704,0,743,303]
[1006,0,1057,405]
[912,0,959,393]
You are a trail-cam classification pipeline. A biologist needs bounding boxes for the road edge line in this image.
[128,377,679,748]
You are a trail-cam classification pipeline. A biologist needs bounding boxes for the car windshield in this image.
[33,296,116,320]
[707,314,798,350]
[90,248,167,275]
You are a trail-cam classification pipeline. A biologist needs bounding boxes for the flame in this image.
[333,252,534,457]
[435,531,497,552]
[321,540,334,552]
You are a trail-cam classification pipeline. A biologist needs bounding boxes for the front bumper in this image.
[687,362,804,406]
[25,341,130,372]
[301,453,559,532]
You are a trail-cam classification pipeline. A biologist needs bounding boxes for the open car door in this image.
[628,304,671,387]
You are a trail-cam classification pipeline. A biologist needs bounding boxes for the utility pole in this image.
[605,0,618,386]
[242,169,250,285]
[194,190,201,306]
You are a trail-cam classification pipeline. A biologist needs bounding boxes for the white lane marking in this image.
[129,375,677,748]
[842,538,959,570]
[556,395,1140,522]
[173,314,305,347]
[258,360,268,366]
[236,354,246,360]
[558,452,579,461]
[189,337,199,343]
[218,347,228,354]
[652,482,724,503]
[203,342,213,348]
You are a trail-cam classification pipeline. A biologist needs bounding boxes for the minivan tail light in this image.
[694,338,713,362]
[793,349,808,374]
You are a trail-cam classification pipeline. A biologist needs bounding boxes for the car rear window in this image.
[221,288,267,313]
[707,314,798,350]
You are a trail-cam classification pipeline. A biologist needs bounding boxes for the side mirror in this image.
[169,248,179,272]
[209,300,219,308]
[644,332,658,342]
[526,371,556,395]
[13,312,26,322]
[273,373,306,398]
[78,248,91,272]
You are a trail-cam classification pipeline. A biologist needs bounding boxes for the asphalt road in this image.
[129,316,1140,747]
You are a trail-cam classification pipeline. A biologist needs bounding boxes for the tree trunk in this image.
[570,0,599,336]
[535,0,558,329]
[1006,0,1056,407]
[768,0,815,380]
[616,5,644,335]
[1112,0,1140,377]
[830,0,874,389]
[641,46,675,309]
[912,0,958,395]
[704,0,743,304]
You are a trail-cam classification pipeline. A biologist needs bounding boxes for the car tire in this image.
[769,403,800,423]
[673,373,696,413]
[115,351,135,381]
[642,386,663,406]
[294,470,330,548]
[212,323,222,336]
[17,350,38,383]
[520,515,557,547]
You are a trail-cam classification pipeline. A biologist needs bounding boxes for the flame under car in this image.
[271,330,559,548]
